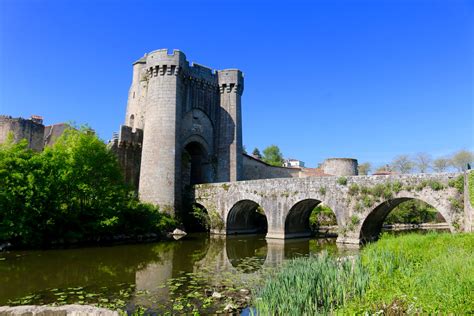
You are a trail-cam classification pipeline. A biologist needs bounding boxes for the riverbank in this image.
[0,305,118,316]
[252,232,474,314]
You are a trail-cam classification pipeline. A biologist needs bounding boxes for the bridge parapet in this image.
[194,172,469,244]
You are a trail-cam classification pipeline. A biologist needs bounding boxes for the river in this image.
[0,234,359,314]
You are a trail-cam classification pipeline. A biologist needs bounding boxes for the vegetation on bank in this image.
[383,200,438,224]
[0,128,176,248]
[309,199,441,232]
[253,233,474,314]
[253,252,368,315]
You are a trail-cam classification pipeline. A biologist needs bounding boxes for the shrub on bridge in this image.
[337,176,348,186]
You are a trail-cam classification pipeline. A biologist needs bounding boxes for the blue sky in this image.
[0,0,472,168]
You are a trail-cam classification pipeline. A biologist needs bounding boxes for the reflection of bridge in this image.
[134,236,327,303]
[195,172,473,244]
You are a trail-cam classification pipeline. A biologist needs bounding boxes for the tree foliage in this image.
[358,162,371,175]
[414,152,432,173]
[262,145,284,167]
[252,147,262,159]
[433,158,450,172]
[391,155,414,174]
[384,200,439,225]
[309,204,337,230]
[451,150,474,171]
[0,129,176,247]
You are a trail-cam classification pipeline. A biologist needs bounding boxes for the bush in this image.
[309,204,337,230]
[384,200,438,224]
[0,128,176,247]
[348,183,359,195]
[337,177,347,186]
[427,180,444,191]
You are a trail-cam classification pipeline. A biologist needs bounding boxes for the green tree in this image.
[262,145,284,166]
[384,200,438,224]
[0,128,176,247]
[451,150,474,171]
[433,157,450,173]
[252,147,262,159]
[391,155,414,174]
[358,162,371,175]
[414,152,432,173]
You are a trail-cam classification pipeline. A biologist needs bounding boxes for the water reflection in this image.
[0,234,348,309]
[226,235,267,273]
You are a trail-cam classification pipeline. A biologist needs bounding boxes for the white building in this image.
[284,159,305,168]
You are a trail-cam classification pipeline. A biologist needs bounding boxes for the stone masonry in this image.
[0,115,68,151]
[194,172,473,244]
[110,49,362,216]
[110,49,244,215]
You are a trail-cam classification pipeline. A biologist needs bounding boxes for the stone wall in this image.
[242,154,300,180]
[114,49,244,215]
[108,125,143,190]
[44,123,69,147]
[0,115,45,151]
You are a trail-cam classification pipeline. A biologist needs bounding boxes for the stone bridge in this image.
[194,172,473,244]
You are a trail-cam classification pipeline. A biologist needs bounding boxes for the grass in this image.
[253,252,368,315]
[252,233,474,314]
[346,232,474,314]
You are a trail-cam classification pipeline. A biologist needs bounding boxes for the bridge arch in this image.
[284,199,339,239]
[186,202,211,232]
[227,199,268,235]
[359,197,453,243]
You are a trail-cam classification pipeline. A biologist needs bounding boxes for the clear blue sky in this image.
[0,0,472,168]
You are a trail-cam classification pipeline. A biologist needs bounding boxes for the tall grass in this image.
[345,232,474,314]
[252,233,474,314]
[253,252,369,315]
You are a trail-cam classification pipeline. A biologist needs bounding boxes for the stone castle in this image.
[0,49,359,216]
[108,49,358,215]
[0,115,68,151]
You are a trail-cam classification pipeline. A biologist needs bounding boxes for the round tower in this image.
[125,57,147,130]
[138,49,188,213]
[321,158,358,176]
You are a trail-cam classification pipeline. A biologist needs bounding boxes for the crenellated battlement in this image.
[118,49,244,209]
[146,64,182,78]
[217,69,244,95]
[117,125,143,147]
[137,49,244,86]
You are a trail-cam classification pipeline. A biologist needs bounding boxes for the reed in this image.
[253,252,369,315]
[252,233,474,314]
